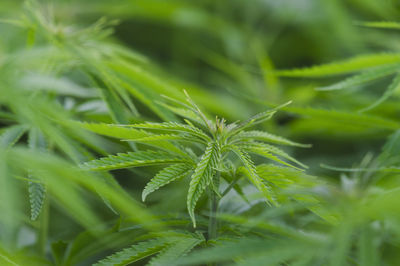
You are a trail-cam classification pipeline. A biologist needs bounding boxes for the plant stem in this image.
[208,172,220,241]
[221,177,240,197]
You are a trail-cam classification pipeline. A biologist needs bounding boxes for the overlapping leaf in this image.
[229,145,277,206]
[232,130,310,147]
[82,150,189,171]
[142,163,193,201]
[187,141,220,227]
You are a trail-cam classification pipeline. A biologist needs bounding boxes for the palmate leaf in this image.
[233,130,310,147]
[229,145,277,205]
[94,238,170,266]
[142,163,193,201]
[316,63,400,91]
[187,141,220,227]
[82,150,190,171]
[275,53,400,77]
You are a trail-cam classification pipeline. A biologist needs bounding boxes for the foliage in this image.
[1,0,400,265]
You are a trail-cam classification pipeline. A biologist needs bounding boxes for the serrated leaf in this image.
[142,163,192,201]
[94,238,169,266]
[157,101,203,125]
[148,234,204,266]
[79,122,148,139]
[124,134,196,143]
[232,110,276,133]
[78,122,186,156]
[239,142,307,169]
[276,53,400,77]
[125,122,210,142]
[28,128,47,220]
[187,142,220,227]
[82,150,189,171]
[316,63,400,91]
[229,146,277,206]
[28,181,46,221]
[233,130,310,147]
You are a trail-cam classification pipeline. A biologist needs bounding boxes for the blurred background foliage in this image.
[1,0,400,265]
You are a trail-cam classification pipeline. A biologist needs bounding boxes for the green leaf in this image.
[356,21,400,30]
[28,128,47,221]
[233,130,310,147]
[285,107,400,131]
[148,234,204,266]
[142,163,192,201]
[82,151,189,171]
[28,181,46,221]
[0,124,27,148]
[232,110,276,133]
[94,238,169,266]
[51,241,69,266]
[96,78,130,124]
[79,122,187,156]
[126,122,211,142]
[157,101,203,125]
[229,146,277,205]
[316,63,400,91]
[360,72,400,112]
[276,53,400,77]
[187,141,220,227]
[256,164,316,188]
[124,133,196,143]
[79,122,149,140]
[239,142,307,169]
[358,224,379,266]
[106,59,179,120]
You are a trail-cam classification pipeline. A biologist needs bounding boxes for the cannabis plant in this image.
[82,93,308,231]
[4,0,400,265]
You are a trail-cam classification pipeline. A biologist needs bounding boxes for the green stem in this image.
[208,172,220,241]
[221,177,240,197]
